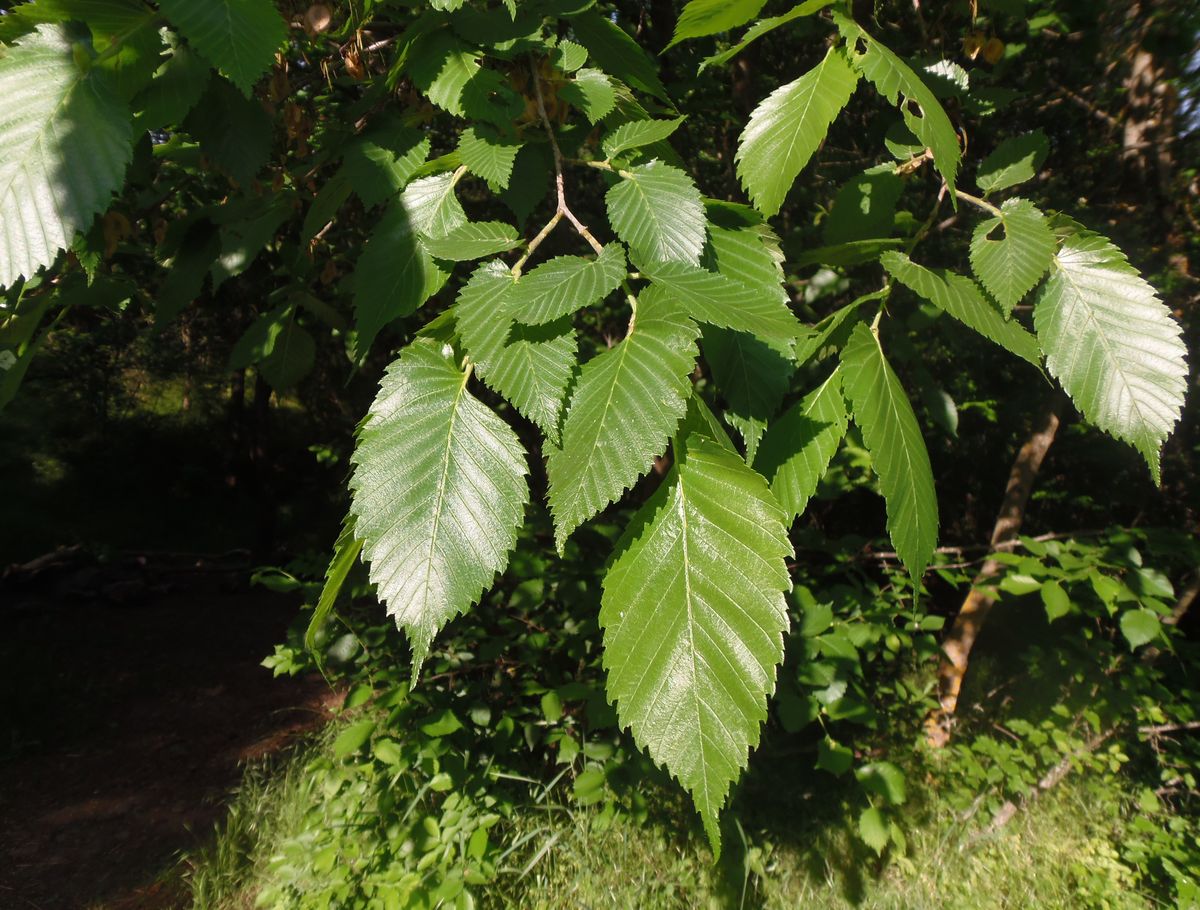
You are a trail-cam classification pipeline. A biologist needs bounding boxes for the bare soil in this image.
[0,587,335,910]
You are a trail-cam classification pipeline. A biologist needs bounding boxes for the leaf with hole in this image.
[969,198,1056,314]
[834,11,960,192]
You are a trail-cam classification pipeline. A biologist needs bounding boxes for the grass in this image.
[184,714,1156,910]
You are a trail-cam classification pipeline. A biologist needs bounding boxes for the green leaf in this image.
[1119,608,1162,649]
[817,737,854,776]
[569,11,670,102]
[423,221,521,261]
[404,171,469,238]
[559,68,616,123]
[547,288,699,550]
[823,165,903,245]
[1033,231,1187,483]
[184,77,272,188]
[600,437,792,853]
[509,244,626,325]
[458,126,522,191]
[0,24,133,290]
[306,515,363,653]
[409,30,478,116]
[552,39,587,73]
[454,260,578,443]
[736,46,858,218]
[132,37,210,130]
[856,761,907,805]
[756,370,848,522]
[352,175,465,359]
[977,130,1049,194]
[702,208,788,303]
[333,720,377,759]
[702,326,792,463]
[834,12,960,191]
[969,198,1056,314]
[341,123,430,208]
[638,259,802,352]
[602,117,685,160]
[881,251,1042,368]
[607,161,706,266]
[157,0,286,96]
[840,323,938,578]
[350,339,530,674]
[668,0,767,48]
[858,806,889,854]
[1040,579,1070,622]
[698,0,834,72]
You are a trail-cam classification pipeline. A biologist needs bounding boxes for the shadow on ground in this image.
[0,586,333,910]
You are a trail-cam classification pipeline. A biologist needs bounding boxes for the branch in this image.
[529,57,604,256]
[926,397,1064,747]
[955,189,1003,217]
[970,726,1117,844]
[528,56,639,332]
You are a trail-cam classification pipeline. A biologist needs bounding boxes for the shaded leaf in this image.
[840,323,938,578]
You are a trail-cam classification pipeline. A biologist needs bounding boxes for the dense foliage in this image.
[1,0,1197,903]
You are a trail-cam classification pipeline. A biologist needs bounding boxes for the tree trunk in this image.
[925,398,1063,747]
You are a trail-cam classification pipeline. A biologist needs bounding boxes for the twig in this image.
[969,726,1117,844]
[1139,721,1200,736]
[927,399,1063,746]
[528,56,639,333]
[530,58,604,255]
[955,189,1003,216]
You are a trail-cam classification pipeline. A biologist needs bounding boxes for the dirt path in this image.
[0,589,336,910]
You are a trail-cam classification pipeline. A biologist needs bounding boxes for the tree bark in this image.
[925,398,1064,747]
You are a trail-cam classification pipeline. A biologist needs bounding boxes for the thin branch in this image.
[529,58,604,255]
[1139,721,1200,736]
[511,210,563,277]
[955,189,1003,217]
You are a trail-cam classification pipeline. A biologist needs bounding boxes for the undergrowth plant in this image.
[0,0,1190,861]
